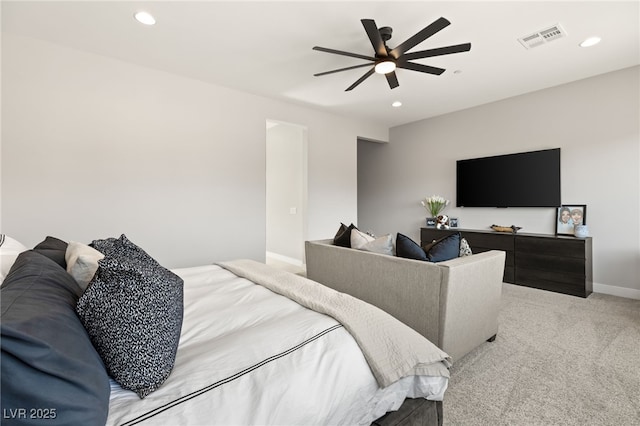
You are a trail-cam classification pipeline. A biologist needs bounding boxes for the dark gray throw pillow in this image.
[1,251,110,425]
[425,232,461,262]
[333,223,357,248]
[78,234,184,398]
[395,233,428,261]
[33,236,68,269]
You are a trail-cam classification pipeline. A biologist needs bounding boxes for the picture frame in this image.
[449,218,459,228]
[426,217,436,228]
[555,204,587,236]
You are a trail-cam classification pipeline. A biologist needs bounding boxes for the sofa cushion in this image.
[425,233,461,262]
[334,223,357,248]
[395,233,427,261]
[1,250,110,425]
[78,234,184,398]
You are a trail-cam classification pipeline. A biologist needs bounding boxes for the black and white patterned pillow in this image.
[459,237,473,257]
[77,235,184,398]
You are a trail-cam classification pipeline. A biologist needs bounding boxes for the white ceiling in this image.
[2,1,639,128]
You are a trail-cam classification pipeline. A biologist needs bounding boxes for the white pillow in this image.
[351,229,375,249]
[0,235,28,282]
[359,234,394,256]
[65,241,104,291]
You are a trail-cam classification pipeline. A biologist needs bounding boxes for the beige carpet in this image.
[444,283,640,426]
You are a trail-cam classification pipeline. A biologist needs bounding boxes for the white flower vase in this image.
[574,224,589,238]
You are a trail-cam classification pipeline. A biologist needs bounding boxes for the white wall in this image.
[359,66,640,298]
[1,34,387,268]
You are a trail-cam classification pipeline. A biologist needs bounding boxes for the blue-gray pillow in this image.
[1,251,110,425]
[395,233,428,261]
[426,233,461,262]
[78,234,184,398]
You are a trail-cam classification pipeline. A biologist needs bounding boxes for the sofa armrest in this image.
[437,250,506,362]
[305,240,443,345]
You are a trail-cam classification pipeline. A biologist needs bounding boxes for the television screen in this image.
[456,148,561,207]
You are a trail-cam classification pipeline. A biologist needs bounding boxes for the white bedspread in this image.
[218,259,452,387]
[107,264,449,425]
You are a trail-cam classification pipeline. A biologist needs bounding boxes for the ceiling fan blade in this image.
[401,43,471,61]
[389,17,451,58]
[385,71,399,89]
[313,46,376,62]
[361,19,387,57]
[397,61,445,75]
[346,68,376,91]
[314,63,373,77]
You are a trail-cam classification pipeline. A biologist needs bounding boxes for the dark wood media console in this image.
[420,228,593,298]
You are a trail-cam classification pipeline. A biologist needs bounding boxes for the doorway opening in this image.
[265,120,308,274]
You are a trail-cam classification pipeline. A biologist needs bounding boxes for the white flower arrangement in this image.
[421,195,450,217]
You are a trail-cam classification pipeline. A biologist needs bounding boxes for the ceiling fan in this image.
[313,17,471,91]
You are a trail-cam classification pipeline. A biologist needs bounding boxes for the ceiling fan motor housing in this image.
[379,26,393,42]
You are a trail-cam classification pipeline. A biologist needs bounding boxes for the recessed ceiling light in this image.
[392,101,402,108]
[134,11,156,26]
[580,36,601,47]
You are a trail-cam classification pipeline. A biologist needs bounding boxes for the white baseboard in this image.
[265,251,304,267]
[593,282,640,300]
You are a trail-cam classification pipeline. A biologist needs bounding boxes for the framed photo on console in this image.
[556,204,586,236]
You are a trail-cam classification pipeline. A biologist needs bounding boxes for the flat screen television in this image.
[456,148,561,207]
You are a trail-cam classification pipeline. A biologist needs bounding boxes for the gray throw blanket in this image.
[217,259,452,388]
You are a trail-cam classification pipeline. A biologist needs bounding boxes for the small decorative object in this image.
[436,214,450,230]
[421,195,450,217]
[490,224,522,233]
[555,204,587,236]
[449,218,459,228]
[421,195,450,228]
[574,224,589,238]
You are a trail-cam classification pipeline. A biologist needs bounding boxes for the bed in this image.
[1,234,451,425]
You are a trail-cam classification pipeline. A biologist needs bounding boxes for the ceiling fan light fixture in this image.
[374,60,396,74]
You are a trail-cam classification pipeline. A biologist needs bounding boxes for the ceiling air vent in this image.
[518,24,567,49]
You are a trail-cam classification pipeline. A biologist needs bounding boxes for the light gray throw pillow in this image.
[66,241,105,291]
[359,234,394,256]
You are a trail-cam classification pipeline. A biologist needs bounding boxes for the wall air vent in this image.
[518,24,567,49]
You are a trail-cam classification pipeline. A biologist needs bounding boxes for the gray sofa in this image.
[305,239,506,363]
